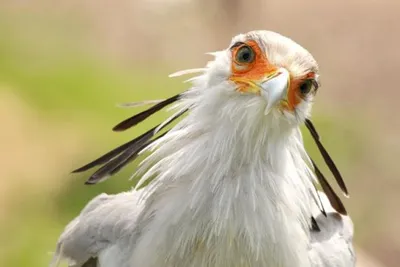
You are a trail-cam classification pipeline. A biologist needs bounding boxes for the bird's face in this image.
[205,31,320,124]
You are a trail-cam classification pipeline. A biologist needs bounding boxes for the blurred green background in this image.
[0,1,399,267]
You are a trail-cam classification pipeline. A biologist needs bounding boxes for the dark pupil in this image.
[237,47,253,63]
[241,50,250,61]
[300,80,313,94]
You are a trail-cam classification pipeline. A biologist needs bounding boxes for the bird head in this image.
[196,31,319,126]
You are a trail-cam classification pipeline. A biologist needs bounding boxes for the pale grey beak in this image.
[260,68,290,114]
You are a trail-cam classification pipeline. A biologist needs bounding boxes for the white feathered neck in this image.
[131,72,317,267]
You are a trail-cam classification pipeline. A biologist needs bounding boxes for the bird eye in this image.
[235,45,255,64]
[299,79,317,95]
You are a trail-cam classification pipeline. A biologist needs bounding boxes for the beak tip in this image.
[260,68,290,113]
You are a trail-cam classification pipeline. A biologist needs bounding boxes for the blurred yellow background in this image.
[0,1,399,266]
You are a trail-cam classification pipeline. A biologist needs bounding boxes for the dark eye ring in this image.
[299,79,318,95]
[235,45,255,64]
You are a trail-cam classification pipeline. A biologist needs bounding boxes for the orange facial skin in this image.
[229,40,316,111]
[287,72,317,110]
[230,40,277,95]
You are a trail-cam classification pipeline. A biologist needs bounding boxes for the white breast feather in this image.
[116,67,319,267]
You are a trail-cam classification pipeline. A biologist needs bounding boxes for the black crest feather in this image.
[72,94,185,184]
[112,93,181,132]
[305,119,349,197]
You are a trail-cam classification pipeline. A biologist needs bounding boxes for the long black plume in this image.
[72,93,184,174]
[74,108,188,184]
[85,132,168,185]
[311,158,347,215]
[113,93,181,132]
[305,119,349,197]
[86,109,187,184]
[72,136,146,173]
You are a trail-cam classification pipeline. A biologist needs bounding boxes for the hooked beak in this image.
[230,67,290,114]
[259,68,290,114]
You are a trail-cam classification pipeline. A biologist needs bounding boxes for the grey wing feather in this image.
[309,192,356,267]
[50,191,144,267]
[51,189,355,267]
